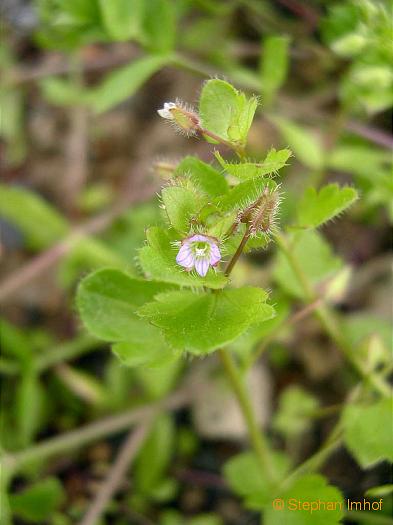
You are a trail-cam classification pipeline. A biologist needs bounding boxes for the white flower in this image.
[157,102,177,119]
[176,234,221,277]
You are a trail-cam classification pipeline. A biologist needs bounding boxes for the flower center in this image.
[192,241,209,258]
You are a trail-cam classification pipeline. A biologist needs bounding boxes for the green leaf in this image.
[199,79,258,145]
[216,177,277,213]
[40,77,88,106]
[138,287,275,355]
[342,397,393,468]
[0,185,68,249]
[89,55,169,113]
[273,386,319,438]
[264,474,344,524]
[271,116,325,170]
[10,478,65,523]
[297,184,358,229]
[99,0,143,41]
[135,414,175,493]
[224,451,291,509]
[16,371,44,447]
[161,186,204,233]
[274,230,342,299]
[260,35,291,104]
[136,358,182,399]
[175,157,229,197]
[215,148,291,180]
[141,0,176,53]
[138,227,228,289]
[77,268,171,341]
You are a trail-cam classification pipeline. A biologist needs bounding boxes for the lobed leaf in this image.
[224,451,291,509]
[199,79,258,146]
[264,474,344,524]
[138,287,275,355]
[216,177,277,213]
[215,148,291,180]
[342,397,393,468]
[297,184,358,229]
[76,268,176,367]
[161,185,206,233]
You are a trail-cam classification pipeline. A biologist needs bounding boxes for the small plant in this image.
[75,79,391,523]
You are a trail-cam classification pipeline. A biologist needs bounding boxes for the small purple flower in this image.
[176,234,221,277]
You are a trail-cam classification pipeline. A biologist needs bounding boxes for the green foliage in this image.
[0,185,69,249]
[99,0,143,41]
[264,474,344,524]
[89,55,169,113]
[76,269,177,367]
[216,177,277,213]
[271,117,325,170]
[260,35,291,104]
[199,79,258,146]
[175,157,229,197]
[215,148,291,180]
[273,386,319,438]
[9,478,65,523]
[322,0,393,113]
[135,414,175,494]
[138,227,228,289]
[297,184,358,229]
[141,0,177,53]
[16,371,45,447]
[274,231,342,298]
[342,397,393,468]
[138,288,275,355]
[161,186,205,233]
[224,451,291,509]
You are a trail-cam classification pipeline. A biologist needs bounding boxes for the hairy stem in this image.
[225,226,251,276]
[274,232,390,397]
[218,349,277,483]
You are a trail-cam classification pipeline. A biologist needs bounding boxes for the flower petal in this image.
[157,108,173,119]
[176,245,194,268]
[209,244,221,266]
[195,257,209,277]
[189,234,208,243]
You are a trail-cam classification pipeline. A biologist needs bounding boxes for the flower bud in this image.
[157,100,200,136]
[239,187,280,235]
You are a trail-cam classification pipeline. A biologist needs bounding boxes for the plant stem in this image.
[274,232,390,397]
[225,226,251,276]
[218,348,277,483]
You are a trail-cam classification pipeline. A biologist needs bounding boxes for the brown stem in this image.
[224,226,251,276]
